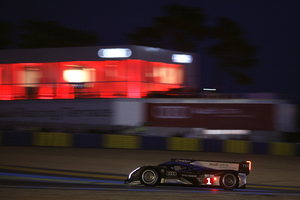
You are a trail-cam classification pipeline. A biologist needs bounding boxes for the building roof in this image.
[0,45,198,64]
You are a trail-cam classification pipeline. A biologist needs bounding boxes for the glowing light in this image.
[246,161,252,171]
[98,48,132,58]
[63,68,95,83]
[172,54,193,63]
[63,70,83,83]
[39,97,54,99]
[204,130,250,135]
[1,59,183,100]
[203,88,216,91]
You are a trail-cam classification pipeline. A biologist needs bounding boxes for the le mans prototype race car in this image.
[125,159,251,190]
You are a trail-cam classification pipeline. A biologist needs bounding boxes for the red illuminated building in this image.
[0,45,199,100]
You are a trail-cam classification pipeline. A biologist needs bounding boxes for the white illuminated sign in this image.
[98,48,132,58]
[203,88,217,91]
[172,54,193,63]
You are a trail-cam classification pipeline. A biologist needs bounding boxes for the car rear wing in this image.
[171,159,251,175]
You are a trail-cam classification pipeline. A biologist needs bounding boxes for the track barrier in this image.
[1,131,300,156]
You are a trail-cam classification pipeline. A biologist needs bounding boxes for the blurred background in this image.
[0,0,299,146]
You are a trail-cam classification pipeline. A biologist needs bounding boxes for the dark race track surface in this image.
[1,147,300,199]
[1,165,300,197]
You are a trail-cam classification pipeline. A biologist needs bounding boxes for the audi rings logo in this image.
[166,171,177,176]
[151,106,192,119]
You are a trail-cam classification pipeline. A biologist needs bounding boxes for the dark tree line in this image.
[0,22,13,49]
[19,20,99,48]
[0,20,99,49]
[128,4,257,85]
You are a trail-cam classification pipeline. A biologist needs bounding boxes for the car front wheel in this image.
[140,168,160,186]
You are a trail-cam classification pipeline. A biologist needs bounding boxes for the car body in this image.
[125,158,251,190]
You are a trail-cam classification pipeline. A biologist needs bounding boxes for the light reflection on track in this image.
[1,165,300,197]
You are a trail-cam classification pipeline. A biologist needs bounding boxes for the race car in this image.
[125,158,251,190]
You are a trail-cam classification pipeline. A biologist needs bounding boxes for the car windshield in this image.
[173,165,189,171]
[159,162,190,171]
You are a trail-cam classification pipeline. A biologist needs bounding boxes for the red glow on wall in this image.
[0,60,184,100]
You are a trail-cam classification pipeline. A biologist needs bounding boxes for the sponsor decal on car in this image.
[197,178,204,183]
[166,171,177,176]
[209,163,229,167]
[182,174,197,178]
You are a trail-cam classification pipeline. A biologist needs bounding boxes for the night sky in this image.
[1,0,300,103]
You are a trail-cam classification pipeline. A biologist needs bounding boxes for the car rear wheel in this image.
[220,172,238,190]
[140,168,160,186]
